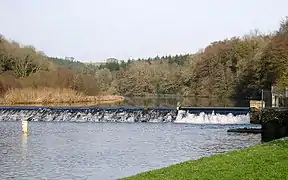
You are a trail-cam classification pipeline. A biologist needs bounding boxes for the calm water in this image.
[100,96,249,107]
[0,122,261,180]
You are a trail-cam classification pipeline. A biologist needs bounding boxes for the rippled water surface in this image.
[0,122,261,180]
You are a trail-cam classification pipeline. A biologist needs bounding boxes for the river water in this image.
[0,121,261,180]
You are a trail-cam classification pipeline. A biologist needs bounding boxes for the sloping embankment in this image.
[121,137,288,180]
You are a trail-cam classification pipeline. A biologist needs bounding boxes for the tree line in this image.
[1,17,288,101]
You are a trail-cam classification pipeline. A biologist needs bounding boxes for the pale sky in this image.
[1,0,287,62]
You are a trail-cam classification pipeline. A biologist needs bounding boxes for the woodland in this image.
[1,17,288,104]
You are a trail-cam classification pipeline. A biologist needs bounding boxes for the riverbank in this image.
[0,88,125,105]
[121,137,288,180]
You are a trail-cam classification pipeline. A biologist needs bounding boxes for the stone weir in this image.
[0,106,251,123]
[0,106,177,123]
[178,107,250,116]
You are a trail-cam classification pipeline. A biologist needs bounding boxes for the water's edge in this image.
[0,106,250,124]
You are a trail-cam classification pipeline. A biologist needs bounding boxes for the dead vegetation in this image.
[0,87,124,105]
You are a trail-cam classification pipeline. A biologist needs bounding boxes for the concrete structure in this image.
[249,100,265,110]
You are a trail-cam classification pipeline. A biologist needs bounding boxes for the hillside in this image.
[0,35,123,105]
[1,17,288,103]
[48,57,88,72]
[95,17,288,100]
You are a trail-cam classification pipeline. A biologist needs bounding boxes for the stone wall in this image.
[261,108,288,142]
[249,108,261,124]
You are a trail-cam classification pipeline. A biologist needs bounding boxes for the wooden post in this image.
[22,120,28,135]
[261,89,264,110]
[177,102,181,110]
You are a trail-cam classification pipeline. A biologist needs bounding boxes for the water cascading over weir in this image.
[0,106,250,124]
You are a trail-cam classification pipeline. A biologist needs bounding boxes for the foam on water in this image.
[174,110,250,124]
[0,108,176,123]
[0,107,250,124]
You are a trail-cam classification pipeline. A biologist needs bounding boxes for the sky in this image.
[1,0,287,62]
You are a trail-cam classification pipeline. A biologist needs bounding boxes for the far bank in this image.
[0,87,125,106]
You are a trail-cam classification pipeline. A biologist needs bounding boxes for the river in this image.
[0,121,261,180]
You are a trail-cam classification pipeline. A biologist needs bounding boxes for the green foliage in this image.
[261,109,288,141]
[48,57,88,72]
[261,108,288,123]
[98,59,132,71]
[121,138,288,180]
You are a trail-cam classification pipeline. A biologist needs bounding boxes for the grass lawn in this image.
[121,137,288,180]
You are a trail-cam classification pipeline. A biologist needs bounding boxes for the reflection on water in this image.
[0,122,261,180]
[21,133,28,161]
[118,96,249,107]
[4,96,249,108]
[21,134,27,149]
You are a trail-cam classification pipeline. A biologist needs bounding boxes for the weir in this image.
[0,106,250,124]
[178,107,250,115]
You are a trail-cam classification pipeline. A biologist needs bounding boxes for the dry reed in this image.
[1,87,124,105]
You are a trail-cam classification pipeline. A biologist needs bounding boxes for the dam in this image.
[0,106,250,124]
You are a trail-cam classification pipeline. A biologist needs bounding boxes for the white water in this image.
[0,109,250,124]
[0,109,176,123]
[174,110,250,124]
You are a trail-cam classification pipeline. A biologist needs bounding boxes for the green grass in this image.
[121,138,288,180]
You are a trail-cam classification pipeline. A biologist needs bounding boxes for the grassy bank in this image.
[0,87,124,105]
[122,138,288,180]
